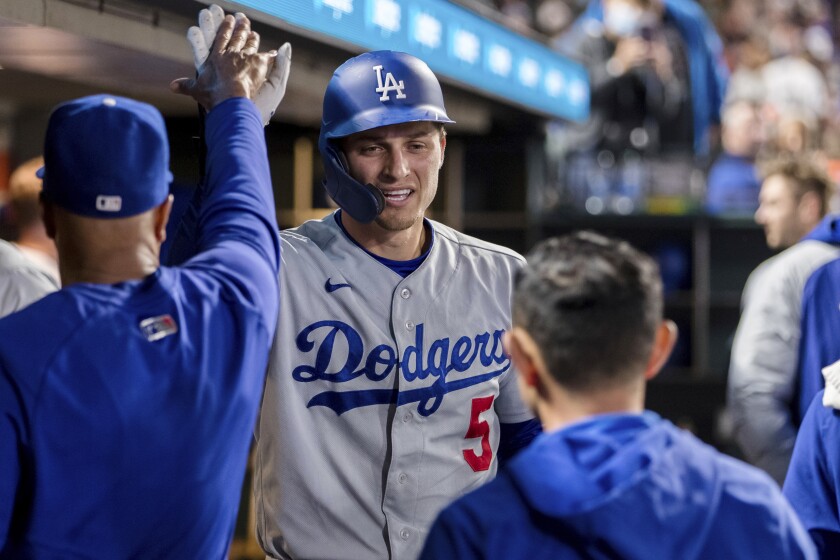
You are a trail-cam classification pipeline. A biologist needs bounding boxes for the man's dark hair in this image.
[513,231,663,392]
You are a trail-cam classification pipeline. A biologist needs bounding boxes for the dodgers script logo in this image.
[373,64,407,101]
[293,321,509,416]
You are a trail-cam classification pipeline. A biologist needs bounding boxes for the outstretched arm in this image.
[166,13,289,321]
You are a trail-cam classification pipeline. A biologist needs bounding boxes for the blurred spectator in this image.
[765,111,821,155]
[534,0,574,40]
[724,32,771,108]
[727,156,838,485]
[706,100,764,215]
[7,157,60,284]
[496,0,534,32]
[556,0,727,159]
[763,51,830,133]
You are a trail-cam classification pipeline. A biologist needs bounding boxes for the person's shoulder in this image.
[757,240,839,279]
[802,394,840,431]
[664,422,787,496]
[280,213,341,250]
[0,289,83,338]
[431,220,525,266]
[0,264,57,304]
[804,256,840,294]
[0,290,84,388]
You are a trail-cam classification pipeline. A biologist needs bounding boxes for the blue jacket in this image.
[580,0,728,155]
[796,217,840,423]
[785,390,840,556]
[422,412,815,560]
[0,99,280,558]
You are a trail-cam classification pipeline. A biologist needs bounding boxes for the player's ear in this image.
[154,195,175,244]
[798,190,821,225]
[644,320,678,381]
[505,328,539,388]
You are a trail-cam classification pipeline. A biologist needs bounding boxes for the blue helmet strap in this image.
[322,142,385,223]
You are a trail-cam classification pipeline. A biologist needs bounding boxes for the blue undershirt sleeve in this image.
[498,418,542,468]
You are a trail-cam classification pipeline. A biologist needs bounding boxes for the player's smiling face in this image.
[340,121,445,232]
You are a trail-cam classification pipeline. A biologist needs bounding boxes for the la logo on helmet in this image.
[373,65,406,101]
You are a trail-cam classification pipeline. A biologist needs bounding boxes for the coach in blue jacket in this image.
[0,14,286,558]
[421,232,815,560]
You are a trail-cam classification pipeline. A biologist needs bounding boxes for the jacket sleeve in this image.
[796,263,840,424]
[166,98,280,327]
[783,391,840,557]
[727,265,799,485]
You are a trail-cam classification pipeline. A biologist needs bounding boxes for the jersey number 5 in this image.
[463,395,495,472]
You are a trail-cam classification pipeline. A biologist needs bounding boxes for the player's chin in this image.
[374,211,422,232]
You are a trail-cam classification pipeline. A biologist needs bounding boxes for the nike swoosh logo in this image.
[325,278,352,293]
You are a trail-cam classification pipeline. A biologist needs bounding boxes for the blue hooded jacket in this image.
[421,412,814,559]
[580,0,728,156]
[796,215,840,423]
[785,390,840,556]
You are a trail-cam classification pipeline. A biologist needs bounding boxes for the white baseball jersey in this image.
[0,239,58,318]
[254,212,534,560]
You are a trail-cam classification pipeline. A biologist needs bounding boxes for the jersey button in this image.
[402,412,412,423]
[400,288,411,299]
[400,528,411,540]
[398,473,408,484]
[405,320,415,330]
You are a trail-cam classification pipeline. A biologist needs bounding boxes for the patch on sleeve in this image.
[139,314,178,342]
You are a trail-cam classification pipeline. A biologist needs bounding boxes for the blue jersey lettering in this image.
[292,320,510,416]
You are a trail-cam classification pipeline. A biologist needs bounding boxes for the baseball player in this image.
[0,14,288,557]
[421,232,815,560]
[251,50,541,560]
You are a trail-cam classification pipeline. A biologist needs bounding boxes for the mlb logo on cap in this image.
[39,94,173,218]
[96,195,123,212]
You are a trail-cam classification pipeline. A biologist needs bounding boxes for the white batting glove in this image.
[187,4,224,70]
[254,42,292,124]
[186,4,292,124]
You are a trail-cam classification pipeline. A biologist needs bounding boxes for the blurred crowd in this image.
[474,0,840,216]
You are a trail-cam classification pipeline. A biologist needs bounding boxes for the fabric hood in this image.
[803,213,840,244]
[506,412,727,559]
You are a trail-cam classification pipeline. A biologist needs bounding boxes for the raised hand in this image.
[185,4,291,123]
[171,14,277,111]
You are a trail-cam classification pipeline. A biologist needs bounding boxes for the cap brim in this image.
[36,166,45,179]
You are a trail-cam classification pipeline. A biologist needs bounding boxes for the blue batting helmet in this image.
[318,50,455,223]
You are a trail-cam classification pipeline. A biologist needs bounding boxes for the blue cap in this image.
[39,94,173,218]
[320,50,455,141]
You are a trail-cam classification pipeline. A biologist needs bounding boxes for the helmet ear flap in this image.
[321,141,385,224]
